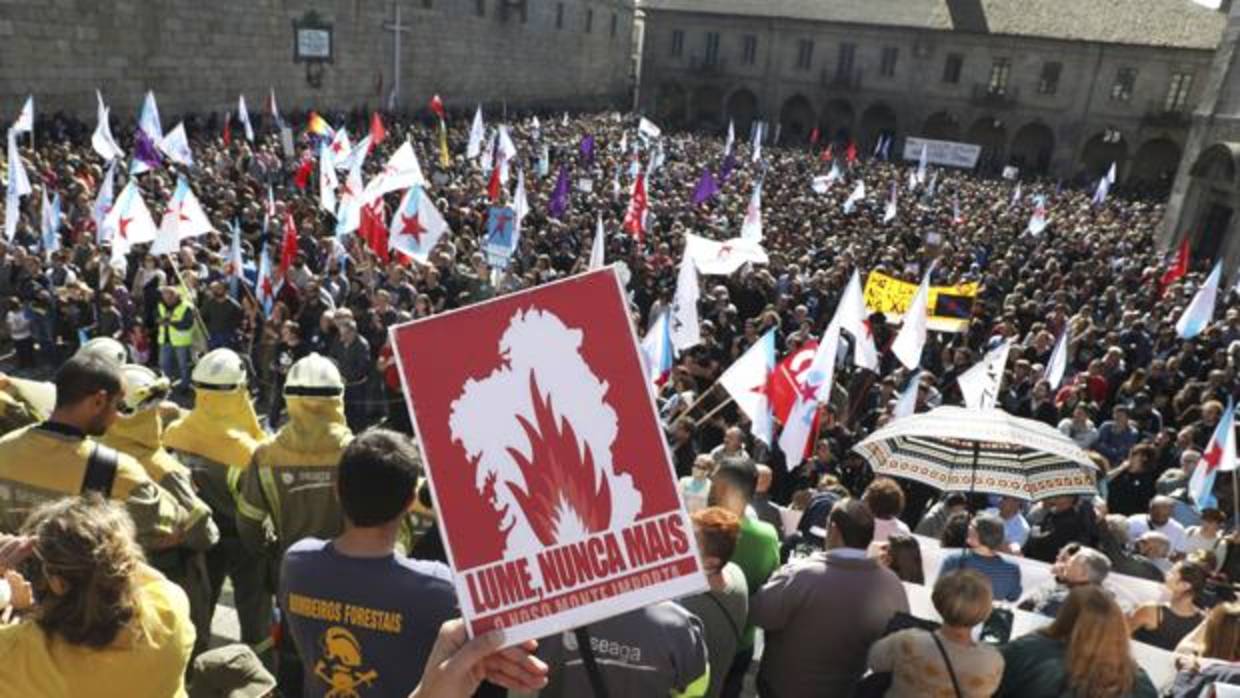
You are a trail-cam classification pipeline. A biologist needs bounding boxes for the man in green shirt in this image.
[709,461,779,698]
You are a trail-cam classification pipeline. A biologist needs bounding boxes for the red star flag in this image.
[103,180,158,260]
[318,142,338,214]
[779,323,840,466]
[1190,398,1235,509]
[389,186,449,262]
[718,329,777,444]
[361,141,426,204]
[158,123,194,167]
[152,177,212,255]
[670,255,701,351]
[334,158,365,236]
[837,269,879,370]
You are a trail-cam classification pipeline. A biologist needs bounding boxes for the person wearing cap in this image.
[190,644,277,698]
[157,285,196,393]
[0,355,195,548]
[164,348,272,652]
[100,363,220,658]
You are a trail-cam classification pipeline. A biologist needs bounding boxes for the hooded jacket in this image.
[236,395,353,556]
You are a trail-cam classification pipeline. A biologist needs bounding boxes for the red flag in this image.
[809,127,820,145]
[222,111,232,146]
[845,140,858,165]
[1159,239,1191,294]
[767,342,818,424]
[429,94,445,120]
[486,165,502,203]
[293,157,314,190]
[359,200,390,263]
[279,212,299,278]
[623,171,648,243]
[821,144,834,163]
[370,112,387,146]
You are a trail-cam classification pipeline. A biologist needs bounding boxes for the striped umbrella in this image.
[852,406,1099,501]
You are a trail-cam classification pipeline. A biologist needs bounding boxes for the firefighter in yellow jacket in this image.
[100,363,219,658]
[164,348,272,649]
[236,352,353,559]
[0,354,193,550]
[0,337,127,437]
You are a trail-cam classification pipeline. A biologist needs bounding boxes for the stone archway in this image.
[967,116,1007,174]
[725,88,759,138]
[654,83,688,128]
[1080,132,1129,181]
[860,102,898,153]
[778,95,816,146]
[1185,143,1240,262]
[691,84,725,130]
[1130,137,1182,186]
[922,111,961,141]
[821,99,855,143]
[1009,122,1055,175]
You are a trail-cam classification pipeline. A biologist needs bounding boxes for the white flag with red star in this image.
[389,186,449,262]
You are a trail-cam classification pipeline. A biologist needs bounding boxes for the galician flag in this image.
[389,186,450,262]
[670,254,701,351]
[40,188,61,253]
[319,142,338,214]
[779,322,840,467]
[1190,398,1236,509]
[718,329,778,444]
[5,129,32,240]
[891,263,935,369]
[640,309,674,387]
[892,371,921,418]
[957,340,1012,409]
[237,95,254,142]
[92,91,124,162]
[153,176,213,254]
[740,182,763,241]
[1044,327,1070,390]
[130,91,164,174]
[466,105,485,159]
[1175,262,1223,339]
[589,214,606,270]
[334,158,365,236]
[254,242,278,315]
[883,182,898,224]
[843,180,866,214]
[103,180,159,260]
[158,123,194,167]
[11,96,33,135]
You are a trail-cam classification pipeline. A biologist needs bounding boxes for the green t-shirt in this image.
[731,515,780,649]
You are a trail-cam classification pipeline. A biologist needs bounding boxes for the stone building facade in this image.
[1165,1,1240,270]
[0,0,634,119]
[639,0,1225,184]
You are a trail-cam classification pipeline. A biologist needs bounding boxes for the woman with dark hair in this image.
[1170,602,1240,695]
[879,534,924,585]
[939,511,971,549]
[0,496,195,696]
[998,586,1156,697]
[1127,560,1206,650]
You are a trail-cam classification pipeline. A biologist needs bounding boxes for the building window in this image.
[988,58,1011,95]
[671,29,684,57]
[1164,72,1193,111]
[1111,67,1136,101]
[476,0,485,17]
[704,32,720,66]
[422,0,432,7]
[943,53,963,84]
[556,3,564,29]
[1038,62,1061,95]
[837,42,856,81]
[880,46,898,78]
[796,39,814,71]
[611,12,617,38]
[585,8,593,32]
[742,35,757,65]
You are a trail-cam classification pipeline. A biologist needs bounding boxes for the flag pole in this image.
[693,394,736,428]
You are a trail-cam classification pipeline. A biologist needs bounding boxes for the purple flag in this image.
[580,134,595,165]
[134,129,162,169]
[691,168,719,205]
[719,153,737,183]
[548,165,571,219]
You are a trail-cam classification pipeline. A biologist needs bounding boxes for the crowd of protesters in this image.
[1,101,1240,697]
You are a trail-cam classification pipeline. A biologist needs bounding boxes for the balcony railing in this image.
[970,83,1019,109]
[822,68,863,91]
[1141,101,1190,128]
[687,56,726,75]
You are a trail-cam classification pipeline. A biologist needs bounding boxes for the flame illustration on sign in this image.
[505,372,613,546]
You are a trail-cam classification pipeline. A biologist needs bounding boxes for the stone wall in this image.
[0,0,634,120]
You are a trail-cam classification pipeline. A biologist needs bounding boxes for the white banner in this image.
[902,136,981,169]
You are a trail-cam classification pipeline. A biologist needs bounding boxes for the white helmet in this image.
[284,353,344,397]
[76,337,128,366]
[192,348,248,390]
[119,364,171,415]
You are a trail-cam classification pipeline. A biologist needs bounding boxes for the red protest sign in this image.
[390,268,706,644]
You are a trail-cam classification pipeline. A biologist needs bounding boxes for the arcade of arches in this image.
[650,89,1184,185]
[1180,143,1240,264]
